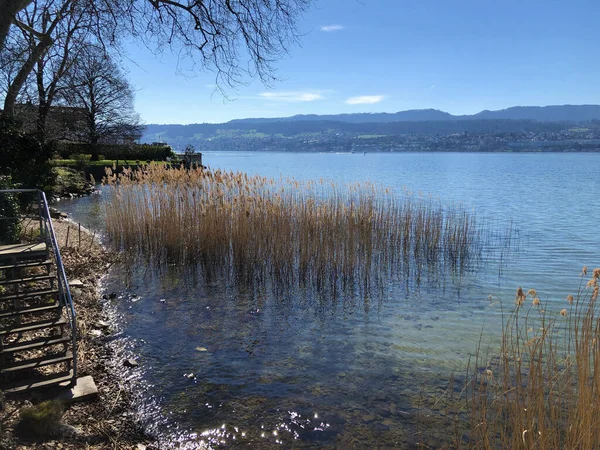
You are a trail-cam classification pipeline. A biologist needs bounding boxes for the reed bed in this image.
[102,163,482,295]
[467,268,600,449]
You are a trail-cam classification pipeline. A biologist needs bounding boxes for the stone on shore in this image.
[58,376,98,404]
[69,279,85,288]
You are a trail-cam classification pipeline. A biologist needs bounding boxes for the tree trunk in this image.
[2,34,52,118]
[0,0,34,51]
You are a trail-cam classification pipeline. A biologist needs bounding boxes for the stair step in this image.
[0,243,47,262]
[1,352,72,374]
[2,369,74,394]
[0,303,61,319]
[0,259,52,272]
[0,275,55,285]
[0,317,66,336]
[0,335,70,354]
[0,288,59,302]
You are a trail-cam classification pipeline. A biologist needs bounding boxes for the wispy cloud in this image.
[429,84,436,90]
[320,24,344,32]
[345,95,385,105]
[259,91,324,102]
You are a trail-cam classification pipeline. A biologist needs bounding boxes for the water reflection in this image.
[100,251,503,448]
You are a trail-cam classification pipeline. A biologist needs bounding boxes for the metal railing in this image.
[0,189,77,384]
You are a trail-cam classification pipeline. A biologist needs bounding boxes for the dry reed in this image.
[102,164,482,296]
[467,268,600,449]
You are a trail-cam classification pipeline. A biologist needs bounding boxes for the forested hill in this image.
[145,119,566,142]
[141,105,600,153]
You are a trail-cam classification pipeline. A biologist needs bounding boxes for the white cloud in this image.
[345,95,385,105]
[259,91,323,102]
[320,24,344,32]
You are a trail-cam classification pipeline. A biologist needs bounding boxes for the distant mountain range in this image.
[227,105,600,124]
[141,105,600,152]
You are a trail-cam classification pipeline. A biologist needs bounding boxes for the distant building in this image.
[12,102,88,142]
[176,152,203,167]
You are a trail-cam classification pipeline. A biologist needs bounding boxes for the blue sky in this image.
[123,0,600,124]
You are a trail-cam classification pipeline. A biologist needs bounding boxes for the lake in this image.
[59,152,600,448]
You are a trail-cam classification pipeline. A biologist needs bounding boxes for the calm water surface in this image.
[60,152,600,448]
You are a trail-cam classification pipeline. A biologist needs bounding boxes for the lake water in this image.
[59,152,600,448]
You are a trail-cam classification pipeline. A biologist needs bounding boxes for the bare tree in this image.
[1,0,122,119]
[125,0,312,87]
[1,0,312,119]
[31,2,97,141]
[63,47,143,156]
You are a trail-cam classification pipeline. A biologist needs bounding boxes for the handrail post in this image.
[38,191,45,244]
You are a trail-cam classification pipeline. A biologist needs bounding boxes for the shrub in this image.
[70,153,92,170]
[0,117,55,192]
[17,400,64,438]
[57,142,175,161]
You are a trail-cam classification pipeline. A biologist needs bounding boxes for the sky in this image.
[122,0,600,124]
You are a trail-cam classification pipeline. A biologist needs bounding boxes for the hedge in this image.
[56,143,175,161]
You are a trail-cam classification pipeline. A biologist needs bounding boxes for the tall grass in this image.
[468,268,600,449]
[103,164,483,295]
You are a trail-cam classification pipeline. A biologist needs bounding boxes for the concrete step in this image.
[0,303,61,319]
[0,275,56,285]
[1,352,72,374]
[0,288,59,302]
[2,369,74,394]
[0,335,70,354]
[0,259,52,272]
[0,317,66,337]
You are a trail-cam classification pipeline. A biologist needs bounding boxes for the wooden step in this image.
[0,317,66,336]
[0,259,52,272]
[0,303,61,319]
[0,275,55,285]
[0,352,72,374]
[0,335,70,354]
[2,369,74,394]
[0,288,59,302]
[0,243,47,262]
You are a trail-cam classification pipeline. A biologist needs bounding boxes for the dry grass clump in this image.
[102,164,482,295]
[468,267,600,449]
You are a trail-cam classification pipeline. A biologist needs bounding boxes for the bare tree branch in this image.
[0,0,34,51]
[62,47,143,153]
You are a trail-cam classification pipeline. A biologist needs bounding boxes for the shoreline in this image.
[1,218,154,449]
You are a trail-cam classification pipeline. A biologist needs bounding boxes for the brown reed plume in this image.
[467,268,600,449]
[102,164,483,295]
